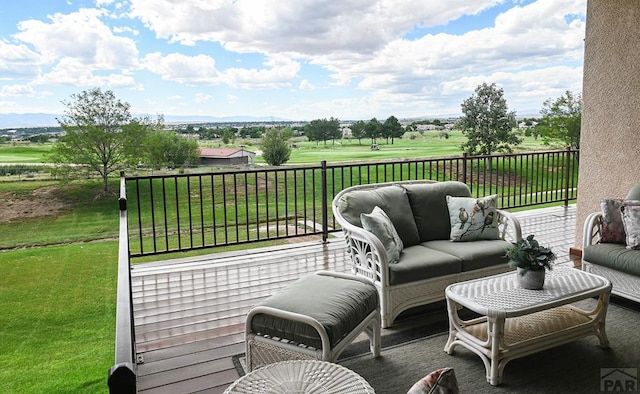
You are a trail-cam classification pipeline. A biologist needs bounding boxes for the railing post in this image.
[321,160,329,243]
[462,152,468,185]
[108,171,137,394]
[564,147,571,207]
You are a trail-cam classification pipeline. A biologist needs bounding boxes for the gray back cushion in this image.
[400,181,472,241]
[336,185,420,247]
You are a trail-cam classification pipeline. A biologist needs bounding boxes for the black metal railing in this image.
[125,149,578,258]
[108,174,137,393]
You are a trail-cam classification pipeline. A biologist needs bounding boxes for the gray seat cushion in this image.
[388,245,462,285]
[336,185,420,247]
[422,239,510,272]
[251,274,379,349]
[400,181,472,242]
[584,243,640,277]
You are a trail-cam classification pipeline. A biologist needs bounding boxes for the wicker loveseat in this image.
[582,183,640,303]
[332,180,522,328]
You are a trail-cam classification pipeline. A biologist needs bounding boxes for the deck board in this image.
[132,204,578,393]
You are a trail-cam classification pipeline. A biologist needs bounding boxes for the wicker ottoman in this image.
[245,271,381,371]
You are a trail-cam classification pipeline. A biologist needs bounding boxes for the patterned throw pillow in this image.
[446,195,500,242]
[621,203,640,250]
[600,199,626,243]
[406,367,459,394]
[361,206,403,263]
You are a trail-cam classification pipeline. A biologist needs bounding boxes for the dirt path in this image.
[0,186,70,223]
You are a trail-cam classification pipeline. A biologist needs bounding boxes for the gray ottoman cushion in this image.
[251,274,378,349]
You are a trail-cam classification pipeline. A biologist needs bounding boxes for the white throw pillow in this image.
[446,195,500,242]
[361,206,403,263]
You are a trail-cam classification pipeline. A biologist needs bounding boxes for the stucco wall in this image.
[576,0,640,248]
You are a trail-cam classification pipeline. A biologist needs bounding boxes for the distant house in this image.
[199,147,256,166]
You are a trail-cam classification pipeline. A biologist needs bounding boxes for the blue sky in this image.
[0,0,586,121]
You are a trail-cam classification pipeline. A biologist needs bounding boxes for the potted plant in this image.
[505,234,555,289]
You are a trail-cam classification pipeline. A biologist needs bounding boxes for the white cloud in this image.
[0,84,39,97]
[142,52,219,84]
[299,80,315,90]
[0,40,44,79]
[128,0,584,115]
[195,93,213,103]
[128,0,503,54]
[221,57,300,89]
[36,58,138,88]
[0,0,588,119]
[142,52,300,89]
[113,26,140,36]
[14,9,139,69]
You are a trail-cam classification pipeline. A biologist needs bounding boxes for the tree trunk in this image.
[102,164,109,191]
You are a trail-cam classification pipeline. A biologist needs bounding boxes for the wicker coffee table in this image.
[224,359,375,393]
[444,265,611,386]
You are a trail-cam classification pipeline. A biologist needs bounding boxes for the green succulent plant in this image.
[506,234,555,273]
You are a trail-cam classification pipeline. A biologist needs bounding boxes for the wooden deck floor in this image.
[131,204,578,393]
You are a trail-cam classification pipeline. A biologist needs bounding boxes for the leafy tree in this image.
[350,120,366,144]
[365,118,382,144]
[458,82,521,156]
[305,117,341,145]
[222,128,235,144]
[51,88,154,191]
[261,128,292,166]
[28,134,51,143]
[538,91,582,150]
[143,130,200,169]
[382,115,404,144]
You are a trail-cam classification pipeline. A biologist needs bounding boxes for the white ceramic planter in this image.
[516,267,545,289]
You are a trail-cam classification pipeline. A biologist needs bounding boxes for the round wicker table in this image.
[223,360,375,393]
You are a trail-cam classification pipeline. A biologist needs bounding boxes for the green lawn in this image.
[0,131,553,166]
[0,179,119,393]
[0,144,53,163]
[0,243,117,394]
[0,180,119,249]
[256,130,550,164]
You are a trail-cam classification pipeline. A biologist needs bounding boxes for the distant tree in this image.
[328,117,343,143]
[365,118,382,144]
[306,117,340,145]
[28,134,51,143]
[221,128,235,144]
[350,120,366,144]
[51,88,155,191]
[304,121,321,144]
[261,128,292,166]
[239,126,263,138]
[382,115,404,144]
[538,91,582,150]
[143,130,200,169]
[458,82,521,156]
